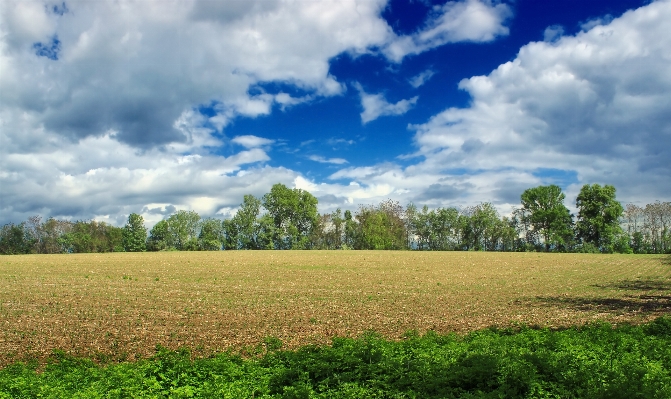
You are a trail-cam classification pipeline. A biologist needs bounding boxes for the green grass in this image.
[2,318,671,398]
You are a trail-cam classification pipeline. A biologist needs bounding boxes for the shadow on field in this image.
[663,254,671,266]
[594,278,671,291]
[536,275,671,315]
[535,295,671,314]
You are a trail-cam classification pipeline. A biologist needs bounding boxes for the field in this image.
[1,251,670,367]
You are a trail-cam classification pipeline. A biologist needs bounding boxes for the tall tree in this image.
[262,184,318,249]
[122,213,147,252]
[147,220,171,251]
[575,184,625,253]
[167,210,201,250]
[520,185,574,252]
[461,203,499,251]
[343,210,357,249]
[224,195,275,250]
[198,218,224,251]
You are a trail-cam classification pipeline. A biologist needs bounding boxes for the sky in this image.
[1,0,670,227]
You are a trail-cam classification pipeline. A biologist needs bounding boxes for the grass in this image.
[0,251,670,367]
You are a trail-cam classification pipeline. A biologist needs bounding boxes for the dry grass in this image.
[1,251,670,366]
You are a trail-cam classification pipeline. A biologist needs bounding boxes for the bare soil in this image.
[1,251,669,366]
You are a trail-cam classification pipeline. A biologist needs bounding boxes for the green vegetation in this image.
[2,318,671,398]
[122,213,147,252]
[2,183,670,254]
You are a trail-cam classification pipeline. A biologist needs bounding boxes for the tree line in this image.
[1,183,670,255]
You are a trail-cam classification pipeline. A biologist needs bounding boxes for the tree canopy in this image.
[2,183,669,255]
[575,184,625,253]
[520,185,573,252]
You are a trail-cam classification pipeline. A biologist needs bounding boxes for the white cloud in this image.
[0,0,391,148]
[0,0,394,224]
[383,0,512,62]
[305,0,671,216]
[232,135,275,149]
[0,118,283,227]
[409,69,436,88]
[309,155,349,165]
[401,0,671,207]
[356,83,419,124]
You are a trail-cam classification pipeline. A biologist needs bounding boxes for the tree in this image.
[198,218,223,251]
[27,217,73,254]
[224,195,276,250]
[520,185,574,252]
[643,201,671,254]
[122,213,147,252]
[228,195,263,250]
[0,222,35,255]
[167,210,201,250]
[511,207,538,251]
[147,220,171,251]
[309,209,345,250]
[262,184,319,249]
[461,203,499,251]
[408,206,461,251]
[575,184,625,253]
[352,200,407,250]
[343,210,357,249]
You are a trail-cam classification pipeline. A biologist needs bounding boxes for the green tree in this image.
[0,222,35,255]
[520,185,574,252]
[224,195,277,250]
[461,203,499,251]
[167,210,201,250]
[576,184,625,253]
[198,218,223,251]
[122,213,147,252]
[343,210,357,249]
[353,200,407,250]
[147,220,171,251]
[262,184,319,249]
[409,206,461,251]
[28,217,73,254]
[238,195,263,249]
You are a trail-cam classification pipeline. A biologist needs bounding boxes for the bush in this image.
[2,319,671,398]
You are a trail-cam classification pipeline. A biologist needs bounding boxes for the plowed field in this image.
[1,251,670,366]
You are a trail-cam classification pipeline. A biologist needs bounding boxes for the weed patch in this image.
[1,319,671,398]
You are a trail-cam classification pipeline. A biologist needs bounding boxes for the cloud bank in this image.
[338,0,671,210]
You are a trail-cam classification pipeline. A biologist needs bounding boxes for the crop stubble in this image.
[1,251,669,366]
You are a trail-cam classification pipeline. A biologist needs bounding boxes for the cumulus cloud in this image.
[309,1,671,215]
[0,0,390,149]
[356,83,418,124]
[0,122,283,227]
[383,0,512,62]
[7,0,504,224]
[0,0,393,224]
[403,0,671,207]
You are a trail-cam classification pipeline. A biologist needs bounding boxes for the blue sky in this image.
[1,0,669,226]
